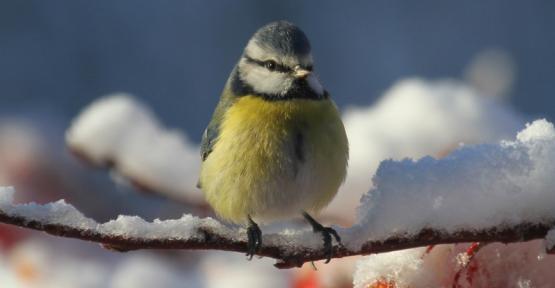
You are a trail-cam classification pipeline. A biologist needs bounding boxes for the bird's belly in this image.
[199,96,348,223]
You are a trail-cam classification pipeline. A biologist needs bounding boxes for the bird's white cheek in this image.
[307,74,324,95]
[240,66,292,95]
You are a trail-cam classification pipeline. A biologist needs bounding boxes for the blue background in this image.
[1,1,553,141]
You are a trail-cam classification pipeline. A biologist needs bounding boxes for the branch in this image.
[0,195,552,269]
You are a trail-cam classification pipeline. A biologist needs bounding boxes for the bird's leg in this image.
[246,215,262,260]
[302,211,341,263]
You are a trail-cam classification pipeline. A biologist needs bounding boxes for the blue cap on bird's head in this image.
[251,21,311,57]
[236,21,324,99]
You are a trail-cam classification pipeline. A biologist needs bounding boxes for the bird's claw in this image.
[320,226,341,263]
[246,216,262,260]
[302,212,342,263]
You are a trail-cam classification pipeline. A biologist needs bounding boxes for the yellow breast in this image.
[199,95,348,223]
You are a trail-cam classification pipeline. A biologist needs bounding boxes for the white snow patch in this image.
[327,78,521,222]
[65,94,203,204]
[353,248,424,288]
[346,119,555,248]
[0,186,234,241]
[0,186,96,229]
[98,214,226,240]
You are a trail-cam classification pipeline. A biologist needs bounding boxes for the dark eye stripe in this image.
[244,55,291,73]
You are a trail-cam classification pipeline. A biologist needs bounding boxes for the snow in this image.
[65,94,203,204]
[98,214,228,240]
[326,77,521,222]
[0,186,234,241]
[0,186,96,230]
[0,185,329,252]
[346,119,555,248]
[353,248,431,288]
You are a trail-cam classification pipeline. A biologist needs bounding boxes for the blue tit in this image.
[198,21,348,262]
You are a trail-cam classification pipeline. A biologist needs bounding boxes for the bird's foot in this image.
[246,216,262,260]
[302,212,341,263]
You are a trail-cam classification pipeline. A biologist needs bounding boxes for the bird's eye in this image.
[264,60,277,71]
[306,65,313,71]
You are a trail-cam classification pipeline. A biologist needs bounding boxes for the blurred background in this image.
[0,1,554,287]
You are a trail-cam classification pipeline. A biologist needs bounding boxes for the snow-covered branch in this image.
[66,95,205,206]
[0,186,553,269]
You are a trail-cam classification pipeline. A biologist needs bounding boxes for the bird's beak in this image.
[293,66,311,79]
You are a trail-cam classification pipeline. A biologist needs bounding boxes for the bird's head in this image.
[236,21,325,100]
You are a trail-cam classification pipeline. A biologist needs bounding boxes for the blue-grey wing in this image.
[199,82,238,162]
[200,124,218,161]
[198,121,219,189]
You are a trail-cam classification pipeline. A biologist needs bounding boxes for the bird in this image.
[198,21,348,262]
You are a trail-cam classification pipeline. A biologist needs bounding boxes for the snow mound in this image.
[348,119,555,248]
[328,78,521,221]
[66,94,203,204]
